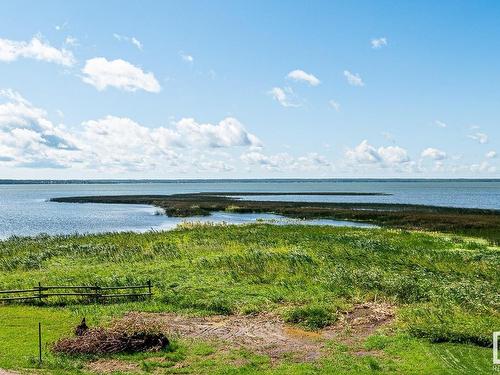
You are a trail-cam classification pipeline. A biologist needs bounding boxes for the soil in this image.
[123,302,392,359]
[86,302,394,373]
[87,359,139,374]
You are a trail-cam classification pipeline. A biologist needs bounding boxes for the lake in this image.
[0,179,498,238]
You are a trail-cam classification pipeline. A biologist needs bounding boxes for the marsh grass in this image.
[0,224,498,373]
[51,193,500,244]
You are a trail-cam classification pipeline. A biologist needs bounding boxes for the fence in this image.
[0,281,152,303]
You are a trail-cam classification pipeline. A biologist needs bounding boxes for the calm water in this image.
[0,180,498,239]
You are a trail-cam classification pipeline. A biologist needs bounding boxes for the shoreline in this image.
[2,177,500,185]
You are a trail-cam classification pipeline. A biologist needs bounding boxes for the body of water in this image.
[0,179,498,239]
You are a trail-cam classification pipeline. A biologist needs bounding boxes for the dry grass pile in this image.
[53,315,169,355]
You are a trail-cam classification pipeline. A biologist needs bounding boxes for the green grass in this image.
[0,224,498,373]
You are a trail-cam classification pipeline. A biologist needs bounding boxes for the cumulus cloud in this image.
[345,140,410,168]
[486,151,497,159]
[468,132,488,144]
[81,116,261,171]
[0,90,262,172]
[343,70,364,86]
[81,57,161,92]
[174,117,262,148]
[0,90,81,168]
[378,145,410,164]
[113,33,143,50]
[269,87,300,107]
[0,35,75,66]
[371,37,387,49]
[421,147,447,160]
[286,69,320,86]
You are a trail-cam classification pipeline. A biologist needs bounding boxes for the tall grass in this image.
[0,224,498,347]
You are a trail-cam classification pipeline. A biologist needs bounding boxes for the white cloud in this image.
[64,36,78,47]
[0,90,262,172]
[286,69,320,86]
[343,70,364,86]
[0,90,81,168]
[470,161,496,173]
[486,151,497,159]
[269,87,300,107]
[435,120,447,128]
[174,117,262,148]
[0,89,31,104]
[180,51,194,63]
[54,22,68,32]
[241,151,331,172]
[371,37,387,49]
[345,140,381,164]
[378,145,410,164]
[78,116,261,171]
[329,100,340,111]
[131,37,143,50]
[113,33,143,50]
[421,147,447,160]
[345,140,410,167]
[0,35,75,66]
[193,157,235,172]
[468,132,488,144]
[81,57,161,93]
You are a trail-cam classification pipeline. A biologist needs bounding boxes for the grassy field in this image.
[0,224,499,374]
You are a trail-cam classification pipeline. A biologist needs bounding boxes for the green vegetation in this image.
[51,193,500,244]
[0,224,498,373]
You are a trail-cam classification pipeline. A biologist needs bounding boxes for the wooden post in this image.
[38,282,42,303]
[38,322,42,366]
[147,280,152,296]
[94,285,100,304]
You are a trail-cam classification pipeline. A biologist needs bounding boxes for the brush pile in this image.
[52,316,169,355]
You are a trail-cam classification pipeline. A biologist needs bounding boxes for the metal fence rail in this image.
[0,280,152,303]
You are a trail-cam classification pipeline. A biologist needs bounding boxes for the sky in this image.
[0,0,499,179]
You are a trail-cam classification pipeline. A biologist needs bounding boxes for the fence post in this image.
[38,322,42,366]
[94,285,100,304]
[38,282,42,303]
[148,280,152,296]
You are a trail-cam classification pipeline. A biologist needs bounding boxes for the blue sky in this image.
[0,0,498,179]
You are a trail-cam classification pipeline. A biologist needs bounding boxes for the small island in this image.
[51,192,500,244]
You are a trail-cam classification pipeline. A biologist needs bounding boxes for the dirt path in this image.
[0,370,18,375]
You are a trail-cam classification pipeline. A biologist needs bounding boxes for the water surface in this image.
[0,179,497,238]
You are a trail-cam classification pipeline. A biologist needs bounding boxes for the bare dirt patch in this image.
[116,302,394,361]
[323,302,395,344]
[87,359,140,374]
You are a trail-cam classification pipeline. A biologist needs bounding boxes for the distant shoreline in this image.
[1,178,500,185]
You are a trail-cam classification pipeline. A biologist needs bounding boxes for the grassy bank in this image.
[51,193,500,244]
[0,224,499,373]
